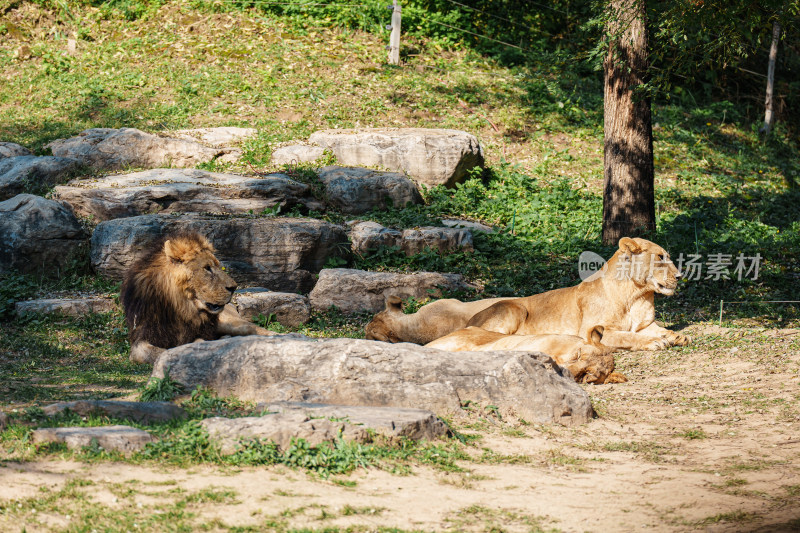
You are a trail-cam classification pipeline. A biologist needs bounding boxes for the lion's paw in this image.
[668,333,691,346]
[642,338,670,351]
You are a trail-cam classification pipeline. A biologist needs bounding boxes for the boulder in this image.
[0,142,32,159]
[349,221,473,256]
[309,268,474,314]
[15,297,117,316]
[152,336,593,426]
[270,144,327,166]
[349,221,402,254]
[233,288,311,327]
[260,402,449,442]
[0,194,88,275]
[42,400,187,424]
[0,155,80,200]
[32,425,155,454]
[317,166,422,215]
[90,214,350,293]
[308,128,484,188]
[401,226,473,255]
[47,128,233,170]
[53,168,322,222]
[171,127,257,147]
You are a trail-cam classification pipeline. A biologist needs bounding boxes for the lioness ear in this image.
[588,325,604,345]
[386,295,403,312]
[618,237,642,255]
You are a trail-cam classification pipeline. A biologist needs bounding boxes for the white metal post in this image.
[387,0,401,65]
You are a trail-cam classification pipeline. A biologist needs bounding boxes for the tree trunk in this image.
[602,0,655,245]
[762,21,781,137]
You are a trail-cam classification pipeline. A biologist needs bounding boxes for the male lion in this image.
[364,295,513,345]
[121,232,274,364]
[425,326,627,384]
[466,237,690,351]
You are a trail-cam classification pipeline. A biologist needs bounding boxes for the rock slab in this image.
[152,336,593,426]
[32,425,155,453]
[0,142,32,159]
[42,400,187,424]
[261,402,449,442]
[0,194,88,275]
[233,288,311,327]
[349,221,473,256]
[90,214,350,293]
[15,297,117,316]
[47,128,231,170]
[0,155,80,201]
[309,128,484,188]
[270,144,326,166]
[54,168,322,222]
[309,268,474,314]
[317,166,422,215]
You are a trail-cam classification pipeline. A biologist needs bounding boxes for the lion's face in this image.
[616,237,681,296]
[164,236,237,316]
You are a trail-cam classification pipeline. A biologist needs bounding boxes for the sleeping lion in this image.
[120,231,274,364]
[425,326,627,384]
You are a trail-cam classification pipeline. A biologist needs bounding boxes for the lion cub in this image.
[426,326,627,384]
[121,232,274,364]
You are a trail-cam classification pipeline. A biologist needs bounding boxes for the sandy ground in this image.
[1,324,798,532]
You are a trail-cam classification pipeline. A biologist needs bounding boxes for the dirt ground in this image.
[1,324,798,532]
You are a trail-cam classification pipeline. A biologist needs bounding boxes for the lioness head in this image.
[614,237,681,296]
[162,233,237,315]
[364,295,403,342]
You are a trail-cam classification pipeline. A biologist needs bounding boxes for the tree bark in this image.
[762,21,781,137]
[602,0,655,245]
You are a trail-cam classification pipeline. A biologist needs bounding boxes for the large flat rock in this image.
[53,168,322,222]
[32,425,155,454]
[47,128,231,170]
[0,155,80,200]
[309,268,475,314]
[42,400,187,424]
[309,128,484,188]
[152,336,593,426]
[90,214,350,293]
[317,166,422,214]
[0,194,88,275]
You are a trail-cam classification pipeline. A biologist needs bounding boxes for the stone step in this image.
[41,400,187,424]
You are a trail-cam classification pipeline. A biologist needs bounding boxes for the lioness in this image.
[426,326,626,384]
[364,295,514,345]
[121,232,274,364]
[466,237,690,351]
